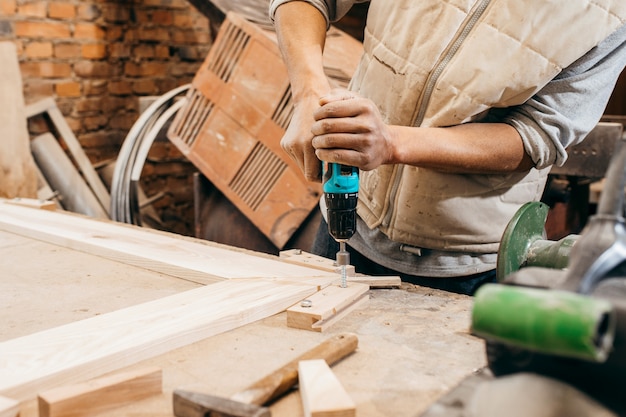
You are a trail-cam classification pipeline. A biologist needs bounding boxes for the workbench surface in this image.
[0,227,486,417]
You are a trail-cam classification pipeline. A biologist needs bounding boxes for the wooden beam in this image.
[287,284,369,332]
[298,359,355,417]
[38,367,162,417]
[0,279,319,402]
[0,396,19,417]
[0,203,337,285]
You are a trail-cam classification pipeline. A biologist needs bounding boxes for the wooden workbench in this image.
[0,209,486,417]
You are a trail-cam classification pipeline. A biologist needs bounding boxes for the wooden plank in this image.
[38,367,162,417]
[0,278,319,402]
[0,203,336,285]
[298,359,355,417]
[287,284,369,332]
[24,97,111,216]
[0,396,19,417]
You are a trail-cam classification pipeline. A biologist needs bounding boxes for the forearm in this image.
[273,2,331,103]
[389,123,534,174]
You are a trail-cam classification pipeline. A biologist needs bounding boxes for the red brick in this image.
[81,43,106,59]
[108,113,137,130]
[55,81,81,97]
[83,115,108,131]
[103,5,129,24]
[23,41,53,59]
[83,79,108,96]
[54,42,81,59]
[20,61,71,78]
[17,2,46,18]
[137,27,170,42]
[0,0,17,16]
[74,22,105,40]
[23,80,54,99]
[49,2,76,19]
[124,61,168,78]
[64,116,82,133]
[171,29,210,44]
[108,80,132,96]
[74,60,111,78]
[155,44,170,59]
[109,42,130,58]
[75,97,103,113]
[15,21,71,39]
[132,44,154,59]
[173,13,192,27]
[132,79,158,95]
[152,10,173,25]
[106,25,124,42]
[77,3,100,21]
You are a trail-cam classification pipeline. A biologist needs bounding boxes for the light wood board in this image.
[38,367,162,417]
[298,359,355,417]
[0,278,319,402]
[287,284,370,332]
[0,202,336,285]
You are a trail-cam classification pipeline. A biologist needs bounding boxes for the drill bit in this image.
[336,241,350,288]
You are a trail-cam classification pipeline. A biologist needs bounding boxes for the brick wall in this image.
[0,0,214,235]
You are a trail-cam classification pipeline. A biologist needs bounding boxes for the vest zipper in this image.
[412,0,492,127]
[383,0,492,231]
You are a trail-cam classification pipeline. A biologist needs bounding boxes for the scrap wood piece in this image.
[0,41,38,199]
[24,97,110,216]
[0,396,19,417]
[38,366,161,417]
[0,203,336,285]
[5,197,56,211]
[298,359,355,417]
[0,278,319,402]
[287,283,369,332]
[279,250,401,288]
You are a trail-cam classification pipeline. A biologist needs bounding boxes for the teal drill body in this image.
[322,162,359,288]
[322,162,359,241]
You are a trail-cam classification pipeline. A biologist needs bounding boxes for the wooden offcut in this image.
[0,41,38,199]
[298,359,355,417]
[287,284,370,332]
[38,367,162,417]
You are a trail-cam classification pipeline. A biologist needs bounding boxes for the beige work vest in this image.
[352,0,626,253]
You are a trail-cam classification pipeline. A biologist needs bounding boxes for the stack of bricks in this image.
[0,0,215,236]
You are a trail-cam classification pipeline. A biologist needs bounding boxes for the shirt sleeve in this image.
[269,0,367,28]
[497,21,626,169]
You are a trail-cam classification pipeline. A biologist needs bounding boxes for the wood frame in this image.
[0,204,372,404]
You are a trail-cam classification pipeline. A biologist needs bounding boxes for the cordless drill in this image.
[322,162,359,287]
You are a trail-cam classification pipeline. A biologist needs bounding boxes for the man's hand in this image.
[311,89,395,171]
[280,95,324,182]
